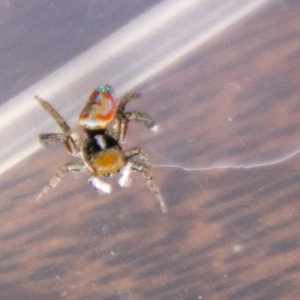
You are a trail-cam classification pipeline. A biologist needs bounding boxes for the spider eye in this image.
[96,85,114,95]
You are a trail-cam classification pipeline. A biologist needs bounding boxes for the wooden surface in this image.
[1,1,300,299]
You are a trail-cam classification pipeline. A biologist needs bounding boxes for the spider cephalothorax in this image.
[82,134,126,177]
[35,85,167,213]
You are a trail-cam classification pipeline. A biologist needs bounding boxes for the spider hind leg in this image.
[131,161,167,213]
[35,161,85,202]
[124,147,167,213]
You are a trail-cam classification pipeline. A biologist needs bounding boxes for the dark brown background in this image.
[1,1,300,299]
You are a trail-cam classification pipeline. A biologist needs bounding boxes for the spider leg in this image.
[35,96,72,135]
[39,133,69,145]
[124,147,149,161]
[118,147,149,186]
[117,91,141,114]
[124,111,157,129]
[114,91,158,143]
[36,96,80,155]
[39,133,80,156]
[114,92,141,143]
[125,148,167,213]
[35,161,86,202]
[117,118,127,144]
[116,112,157,143]
[131,161,167,213]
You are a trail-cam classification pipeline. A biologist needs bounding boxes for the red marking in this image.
[80,112,89,119]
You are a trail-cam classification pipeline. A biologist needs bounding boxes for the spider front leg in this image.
[39,133,67,145]
[117,91,141,114]
[36,96,80,155]
[124,111,157,130]
[36,96,72,134]
[124,148,167,213]
[39,132,80,156]
[35,161,86,202]
[115,92,158,143]
[116,110,158,143]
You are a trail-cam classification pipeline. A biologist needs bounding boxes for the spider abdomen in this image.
[79,85,117,131]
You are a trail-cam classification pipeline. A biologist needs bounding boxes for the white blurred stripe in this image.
[0,0,272,175]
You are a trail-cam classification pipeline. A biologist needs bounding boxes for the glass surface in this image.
[1,0,300,299]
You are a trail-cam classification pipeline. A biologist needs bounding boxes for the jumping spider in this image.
[36,85,167,213]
